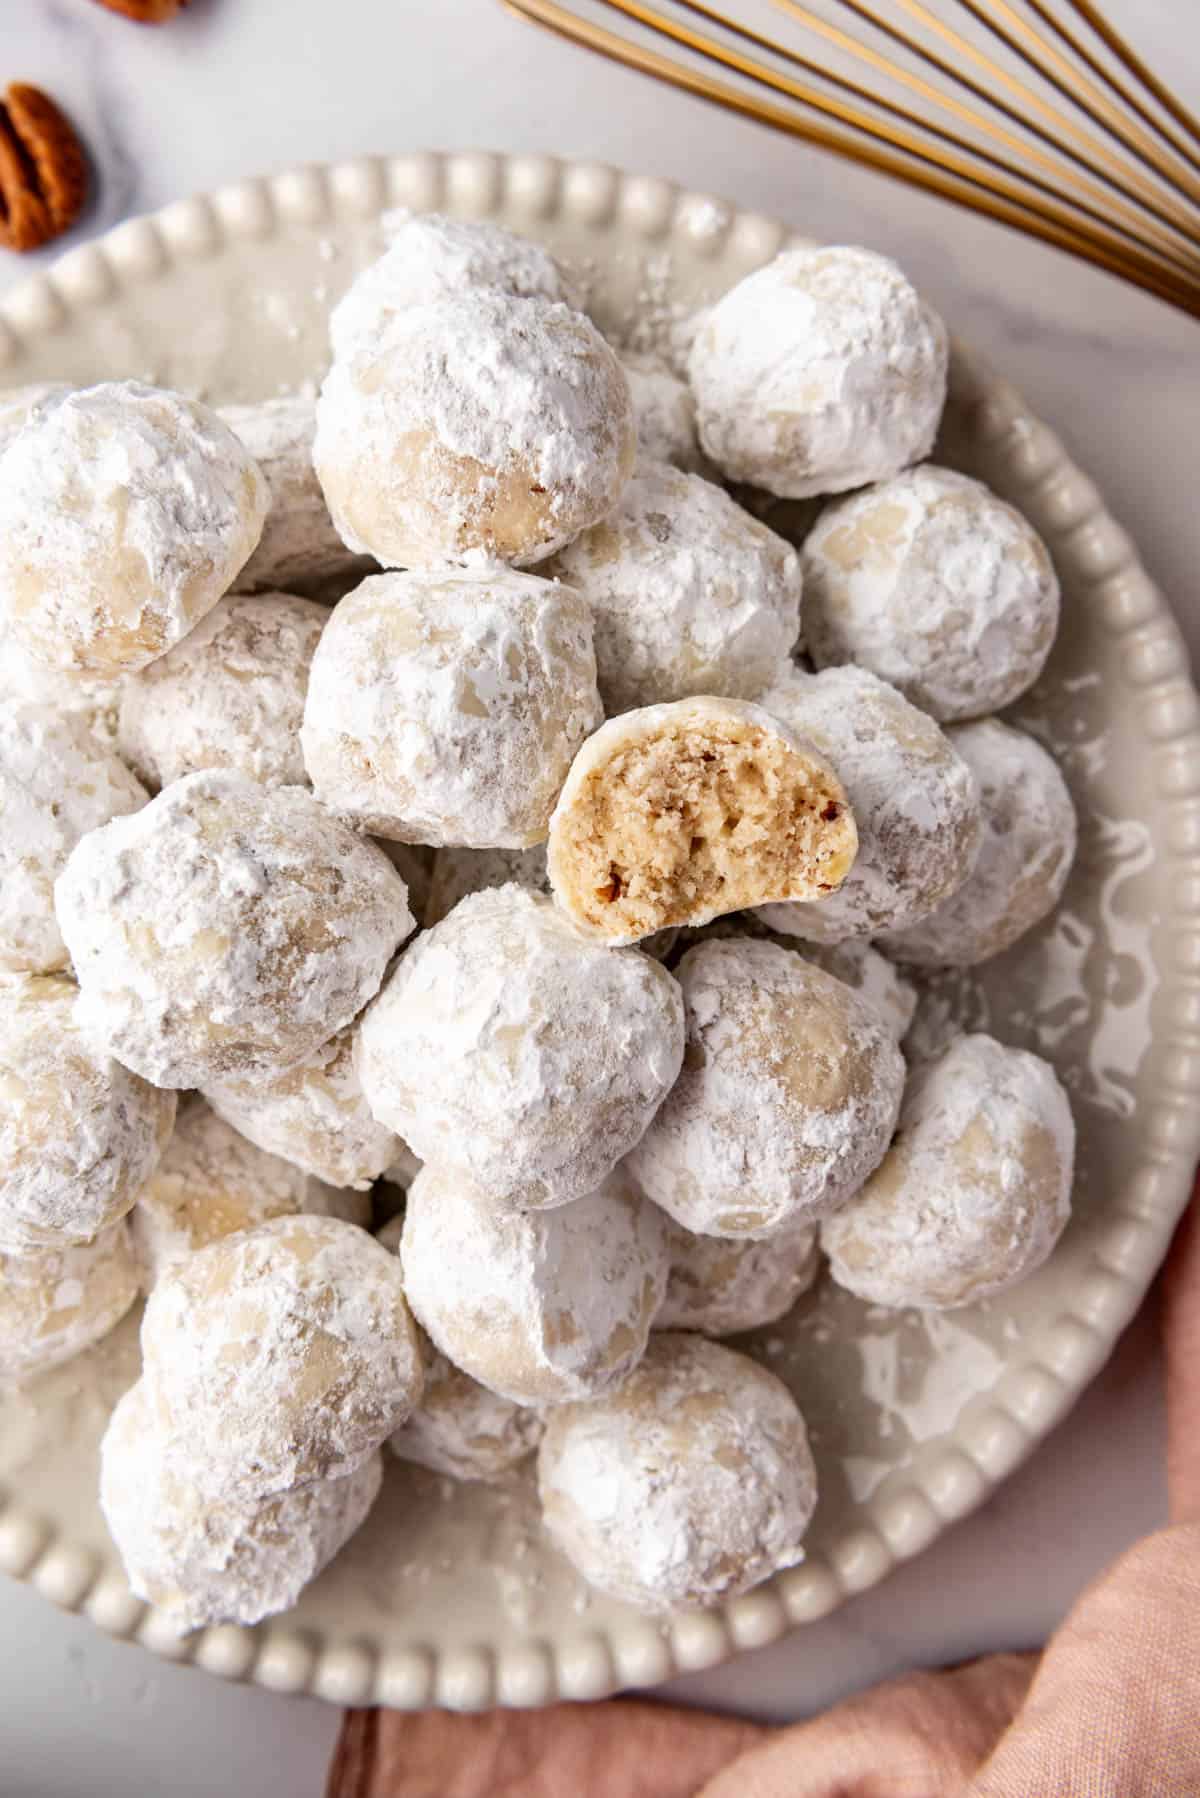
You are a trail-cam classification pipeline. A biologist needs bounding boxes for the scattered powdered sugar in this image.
[55,770,414,1089]
[355,885,685,1210]
[129,1098,369,1288]
[655,1217,820,1336]
[626,938,905,1236]
[0,1223,139,1384]
[300,568,602,847]
[118,590,328,791]
[0,382,268,675]
[0,973,176,1255]
[330,211,573,361]
[618,352,708,473]
[753,665,982,942]
[219,394,374,595]
[400,1165,669,1407]
[100,1382,382,1631]
[821,1033,1075,1309]
[389,1323,545,1484]
[880,719,1078,968]
[202,1025,400,1191]
[688,246,948,498]
[537,1333,816,1611]
[313,292,634,567]
[546,459,801,715]
[803,465,1060,722]
[140,1213,423,1499]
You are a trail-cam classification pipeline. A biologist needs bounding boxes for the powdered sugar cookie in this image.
[688,247,947,498]
[0,382,267,675]
[538,1333,817,1610]
[627,938,905,1236]
[301,568,601,846]
[547,696,858,946]
[547,461,800,714]
[0,1224,139,1384]
[619,351,708,474]
[400,1165,669,1406]
[803,466,1060,721]
[389,1324,544,1484]
[56,771,414,1089]
[822,1033,1075,1309]
[655,1219,820,1336]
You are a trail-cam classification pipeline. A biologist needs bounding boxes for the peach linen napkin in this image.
[327,1179,1200,1798]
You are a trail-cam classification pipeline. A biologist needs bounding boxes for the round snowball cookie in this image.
[117,591,326,792]
[547,696,858,947]
[619,352,708,474]
[141,1214,423,1498]
[0,973,175,1254]
[389,1326,544,1484]
[218,394,374,595]
[0,702,148,974]
[880,720,1077,968]
[753,666,982,943]
[0,1224,139,1384]
[627,939,905,1237]
[688,246,947,499]
[655,1219,820,1337]
[357,886,683,1209]
[0,381,71,457]
[314,292,635,569]
[547,461,801,715]
[301,568,601,847]
[822,1033,1075,1309]
[330,210,573,361]
[203,1026,400,1192]
[0,382,268,675]
[101,1382,382,1632]
[401,1165,669,1406]
[538,1333,817,1611]
[56,771,414,1090]
[803,466,1060,722]
[129,1100,370,1288]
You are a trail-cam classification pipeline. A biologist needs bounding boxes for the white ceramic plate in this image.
[2,152,1199,1713]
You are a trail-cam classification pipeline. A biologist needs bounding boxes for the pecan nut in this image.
[0,84,88,254]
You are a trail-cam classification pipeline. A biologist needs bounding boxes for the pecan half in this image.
[90,0,190,19]
[0,84,88,254]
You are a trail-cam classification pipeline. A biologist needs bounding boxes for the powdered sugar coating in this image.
[880,719,1077,967]
[626,939,905,1237]
[101,1383,382,1632]
[0,973,175,1254]
[0,1223,139,1384]
[330,211,572,362]
[619,352,708,474]
[400,1165,669,1406]
[0,382,268,675]
[803,466,1061,722]
[314,292,635,568]
[130,1099,369,1288]
[203,1026,400,1191]
[822,1033,1075,1309]
[546,461,801,714]
[389,1324,545,1483]
[688,247,947,499]
[141,1214,422,1499]
[0,381,70,453]
[753,666,982,942]
[538,1333,816,1611]
[655,1218,820,1336]
[118,591,327,791]
[0,702,148,973]
[356,886,684,1210]
[301,568,601,847]
[55,770,414,1089]
[219,395,373,595]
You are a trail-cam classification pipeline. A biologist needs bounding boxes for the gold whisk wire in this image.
[504,0,1200,317]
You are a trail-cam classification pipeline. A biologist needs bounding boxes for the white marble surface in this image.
[0,1,1196,1793]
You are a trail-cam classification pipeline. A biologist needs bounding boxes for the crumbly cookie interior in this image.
[557,714,857,939]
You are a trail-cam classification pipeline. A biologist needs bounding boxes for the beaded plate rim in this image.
[1,149,1199,1712]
